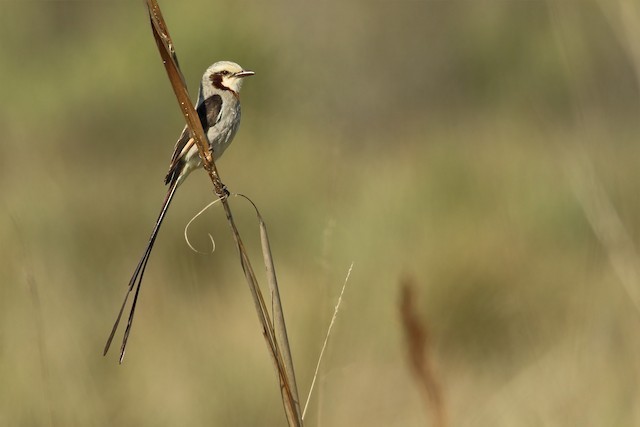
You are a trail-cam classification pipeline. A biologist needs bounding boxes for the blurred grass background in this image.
[1,0,640,426]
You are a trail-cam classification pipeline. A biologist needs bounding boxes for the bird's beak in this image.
[235,70,255,78]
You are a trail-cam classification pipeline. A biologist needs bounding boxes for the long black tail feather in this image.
[104,180,179,363]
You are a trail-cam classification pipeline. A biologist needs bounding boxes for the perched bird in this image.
[104,61,254,363]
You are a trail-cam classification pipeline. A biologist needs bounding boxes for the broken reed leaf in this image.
[236,193,303,419]
[261,218,301,406]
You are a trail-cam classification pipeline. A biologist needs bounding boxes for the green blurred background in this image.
[2,1,640,426]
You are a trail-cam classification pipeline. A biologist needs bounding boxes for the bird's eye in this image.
[220,70,230,76]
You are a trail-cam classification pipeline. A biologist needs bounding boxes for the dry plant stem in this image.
[400,278,447,427]
[222,200,301,425]
[145,1,302,424]
[184,192,302,420]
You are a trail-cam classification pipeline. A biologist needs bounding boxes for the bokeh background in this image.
[2,1,640,426]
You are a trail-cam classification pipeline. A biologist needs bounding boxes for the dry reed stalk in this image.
[144,2,302,424]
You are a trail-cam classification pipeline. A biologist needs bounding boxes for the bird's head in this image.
[202,61,254,97]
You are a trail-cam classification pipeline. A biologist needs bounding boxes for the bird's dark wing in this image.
[164,125,191,185]
[197,94,223,129]
[163,94,223,185]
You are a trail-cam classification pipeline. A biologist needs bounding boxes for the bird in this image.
[104,61,254,363]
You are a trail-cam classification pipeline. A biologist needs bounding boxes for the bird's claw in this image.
[214,181,230,199]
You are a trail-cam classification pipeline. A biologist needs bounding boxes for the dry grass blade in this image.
[143,2,302,425]
[302,262,353,420]
[549,2,640,314]
[595,0,640,91]
[568,155,640,312]
[400,277,447,427]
